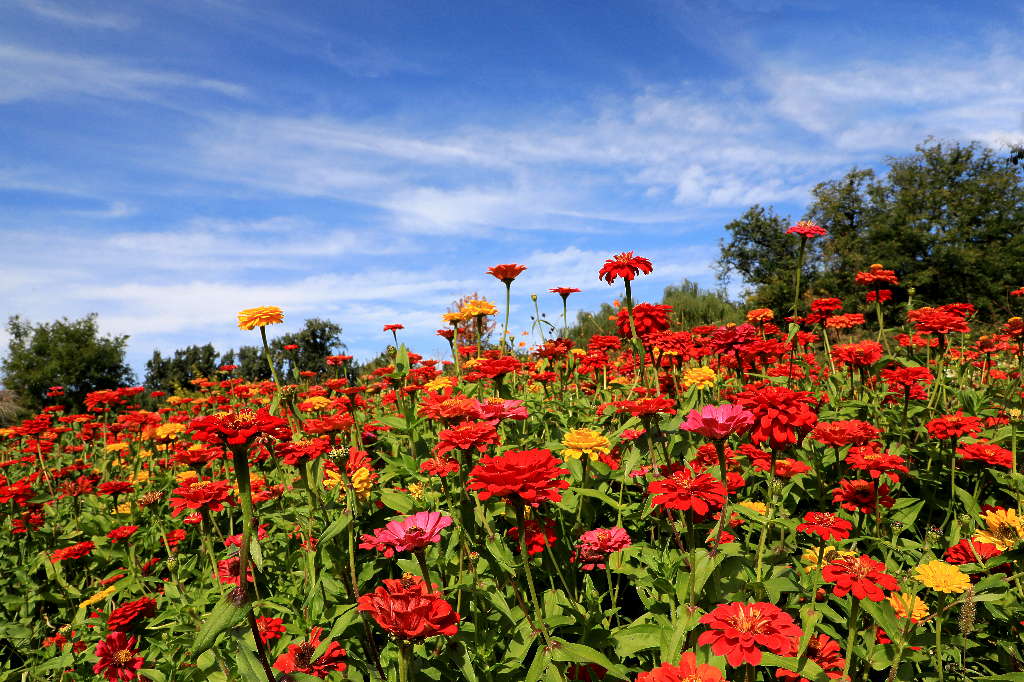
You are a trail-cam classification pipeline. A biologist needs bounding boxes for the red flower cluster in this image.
[469,449,569,505]
[357,574,460,640]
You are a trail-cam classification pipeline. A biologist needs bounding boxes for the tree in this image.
[144,343,220,393]
[2,314,134,412]
[270,318,345,379]
[718,140,1024,319]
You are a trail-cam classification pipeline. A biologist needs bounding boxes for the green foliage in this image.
[1,313,134,412]
[143,343,221,393]
[718,139,1024,319]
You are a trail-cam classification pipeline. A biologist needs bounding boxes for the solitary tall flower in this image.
[598,252,653,284]
[488,264,527,353]
[487,263,527,284]
[237,306,284,330]
[786,222,826,314]
[697,601,802,667]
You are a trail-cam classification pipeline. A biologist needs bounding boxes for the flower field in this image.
[4,247,1024,682]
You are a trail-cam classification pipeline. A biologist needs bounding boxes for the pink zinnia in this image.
[680,404,754,441]
[359,511,452,557]
[574,527,632,570]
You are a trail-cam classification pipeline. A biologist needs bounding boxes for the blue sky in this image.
[3,0,1024,376]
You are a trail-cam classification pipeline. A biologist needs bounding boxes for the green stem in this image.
[501,282,512,354]
[841,599,861,682]
[514,504,553,645]
[258,326,282,391]
[792,236,807,315]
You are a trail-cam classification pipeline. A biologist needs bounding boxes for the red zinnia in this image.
[943,538,1002,565]
[907,307,970,335]
[809,420,879,448]
[169,477,232,517]
[106,525,140,544]
[636,652,724,681]
[435,421,500,456]
[796,512,853,541]
[615,303,673,337]
[273,626,347,677]
[507,518,558,556]
[598,251,653,284]
[107,597,157,631]
[93,632,145,681]
[468,449,569,505]
[357,574,460,640]
[821,554,898,601]
[188,408,290,446]
[734,385,818,451]
[255,616,286,643]
[926,412,983,440]
[786,221,827,238]
[51,540,94,563]
[831,479,893,514]
[550,287,582,299]
[648,468,726,517]
[776,634,845,682]
[697,601,802,667]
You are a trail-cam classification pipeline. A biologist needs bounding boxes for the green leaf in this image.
[193,594,251,655]
[612,621,662,657]
[380,491,415,513]
[573,486,621,510]
[319,511,352,545]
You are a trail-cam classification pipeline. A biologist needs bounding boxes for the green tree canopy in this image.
[717,139,1024,319]
[143,343,220,393]
[2,314,134,412]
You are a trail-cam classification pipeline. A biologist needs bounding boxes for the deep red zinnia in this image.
[468,449,569,505]
[357,574,460,641]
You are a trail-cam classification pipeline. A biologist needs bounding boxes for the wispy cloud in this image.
[14,0,136,30]
[0,44,247,104]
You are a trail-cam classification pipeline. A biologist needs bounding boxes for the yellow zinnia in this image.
[914,560,971,594]
[237,306,284,331]
[350,467,374,500]
[889,592,929,621]
[459,299,498,317]
[973,508,1024,551]
[737,500,768,516]
[682,366,717,389]
[79,585,117,609]
[801,546,856,573]
[154,422,186,440]
[561,428,611,461]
